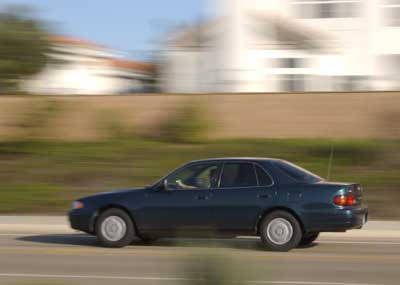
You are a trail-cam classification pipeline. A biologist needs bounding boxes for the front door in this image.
[137,162,222,234]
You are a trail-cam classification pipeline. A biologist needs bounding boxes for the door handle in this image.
[195,195,209,200]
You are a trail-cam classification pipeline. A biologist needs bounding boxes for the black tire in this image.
[95,208,135,248]
[259,210,303,252]
[299,232,319,246]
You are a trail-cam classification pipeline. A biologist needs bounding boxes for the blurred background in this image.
[0,0,399,219]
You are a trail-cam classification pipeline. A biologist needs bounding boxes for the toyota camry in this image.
[69,158,368,251]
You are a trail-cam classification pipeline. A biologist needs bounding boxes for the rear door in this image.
[210,162,277,232]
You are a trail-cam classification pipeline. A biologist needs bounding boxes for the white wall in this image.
[162,0,400,93]
[206,0,339,93]
[22,44,150,95]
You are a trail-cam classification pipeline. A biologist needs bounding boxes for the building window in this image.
[319,1,335,18]
[276,58,306,69]
[281,75,305,92]
[382,1,400,26]
[293,0,360,19]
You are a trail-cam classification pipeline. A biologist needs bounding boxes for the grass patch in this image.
[0,184,64,213]
[0,138,398,218]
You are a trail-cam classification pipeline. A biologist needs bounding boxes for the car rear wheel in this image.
[299,232,319,246]
[260,210,302,252]
[95,208,135,248]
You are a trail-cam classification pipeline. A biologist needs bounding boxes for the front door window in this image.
[167,163,222,190]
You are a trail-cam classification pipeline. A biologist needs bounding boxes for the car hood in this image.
[79,187,147,201]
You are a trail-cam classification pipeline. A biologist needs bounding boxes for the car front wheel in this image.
[95,208,135,248]
[260,210,302,252]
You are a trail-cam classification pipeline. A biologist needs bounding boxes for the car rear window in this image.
[273,160,322,183]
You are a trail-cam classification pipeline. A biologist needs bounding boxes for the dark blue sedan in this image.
[69,158,368,251]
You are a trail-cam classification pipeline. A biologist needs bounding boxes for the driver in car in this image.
[176,168,219,190]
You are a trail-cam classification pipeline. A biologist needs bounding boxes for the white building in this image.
[22,35,155,95]
[160,0,400,93]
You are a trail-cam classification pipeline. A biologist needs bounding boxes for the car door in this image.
[210,162,277,232]
[136,162,222,234]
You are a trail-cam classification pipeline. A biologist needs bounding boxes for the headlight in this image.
[71,201,84,210]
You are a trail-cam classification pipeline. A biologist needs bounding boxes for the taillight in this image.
[334,195,356,206]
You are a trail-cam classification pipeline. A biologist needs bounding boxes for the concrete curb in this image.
[0,216,72,234]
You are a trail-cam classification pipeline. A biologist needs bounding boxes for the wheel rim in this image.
[101,216,127,242]
[266,218,293,245]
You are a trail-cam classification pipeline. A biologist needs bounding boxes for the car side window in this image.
[255,164,273,186]
[166,163,222,190]
[220,163,258,188]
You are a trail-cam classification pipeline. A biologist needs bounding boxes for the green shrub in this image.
[0,5,50,93]
[158,102,209,144]
[13,98,62,140]
[95,109,131,140]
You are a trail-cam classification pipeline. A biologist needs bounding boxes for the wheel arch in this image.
[255,206,305,236]
[90,204,137,234]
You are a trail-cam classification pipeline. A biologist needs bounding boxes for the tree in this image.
[0,6,49,93]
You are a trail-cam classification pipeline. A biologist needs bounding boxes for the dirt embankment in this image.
[0,92,399,141]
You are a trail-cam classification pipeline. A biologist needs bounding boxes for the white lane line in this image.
[0,273,384,285]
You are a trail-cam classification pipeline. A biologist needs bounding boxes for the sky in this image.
[1,0,205,60]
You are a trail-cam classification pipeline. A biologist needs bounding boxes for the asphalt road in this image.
[0,234,399,284]
[0,218,399,285]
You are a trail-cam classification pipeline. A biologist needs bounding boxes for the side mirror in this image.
[163,179,169,191]
[161,179,178,191]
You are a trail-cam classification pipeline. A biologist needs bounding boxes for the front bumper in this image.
[69,210,94,234]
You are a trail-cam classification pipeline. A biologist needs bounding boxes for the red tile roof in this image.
[47,35,156,73]
[108,59,156,73]
[47,35,106,49]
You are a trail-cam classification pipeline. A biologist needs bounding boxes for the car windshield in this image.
[273,160,323,183]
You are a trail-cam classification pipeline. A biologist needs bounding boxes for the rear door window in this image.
[255,164,273,186]
[220,163,258,188]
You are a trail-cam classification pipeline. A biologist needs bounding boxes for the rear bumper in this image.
[303,206,368,233]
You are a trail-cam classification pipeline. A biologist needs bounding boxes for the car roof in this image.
[188,157,282,164]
